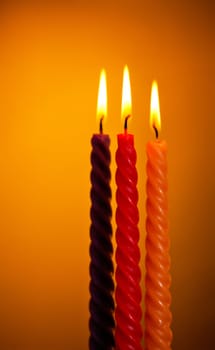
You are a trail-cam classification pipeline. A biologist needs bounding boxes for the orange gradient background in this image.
[0,1,213,349]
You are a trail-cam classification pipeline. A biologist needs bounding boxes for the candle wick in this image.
[124,115,131,133]
[153,125,159,139]
[99,117,104,134]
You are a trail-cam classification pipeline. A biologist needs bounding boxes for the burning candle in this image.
[144,81,172,349]
[89,69,115,350]
[115,65,142,350]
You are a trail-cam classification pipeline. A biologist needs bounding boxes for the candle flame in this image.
[150,80,161,132]
[121,65,132,121]
[97,69,107,122]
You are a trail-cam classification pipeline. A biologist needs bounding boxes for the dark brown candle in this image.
[89,70,115,350]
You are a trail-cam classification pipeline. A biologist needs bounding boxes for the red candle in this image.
[89,70,115,349]
[115,66,142,350]
[144,81,172,349]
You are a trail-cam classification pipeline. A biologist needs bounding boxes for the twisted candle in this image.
[145,140,172,350]
[89,134,115,350]
[115,133,142,350]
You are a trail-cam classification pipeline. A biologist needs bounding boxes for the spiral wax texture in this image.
[145,140,172,350]
[89,134,115,350]
[115,133,142,350]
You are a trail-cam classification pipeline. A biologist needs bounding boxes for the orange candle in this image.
[144,81,172,349]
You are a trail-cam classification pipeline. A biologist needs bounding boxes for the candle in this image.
[115,65,142,350]
[144,81,172,349]
[89,69,115,350]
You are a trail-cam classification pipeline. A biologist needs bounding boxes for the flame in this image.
[97,69,107,121]
[150,80,161,131]
[121,65,132,120]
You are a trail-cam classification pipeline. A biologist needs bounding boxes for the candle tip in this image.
[99,117,104,134]
[124,115,131,133]
[153,124,159,139]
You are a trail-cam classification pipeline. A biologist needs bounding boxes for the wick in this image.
[99,117,104,134]
[153,124,159,139]
[124,115,131,134]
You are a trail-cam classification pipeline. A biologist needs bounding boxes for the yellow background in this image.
[0,1,213,349]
